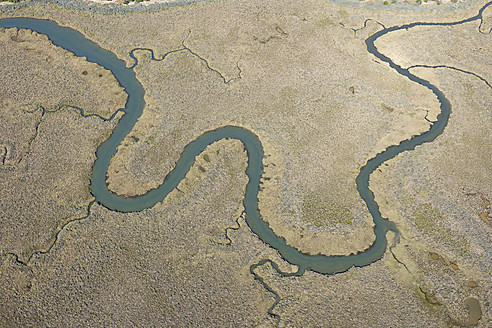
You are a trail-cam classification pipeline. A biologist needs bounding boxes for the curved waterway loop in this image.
[1,1,490,276]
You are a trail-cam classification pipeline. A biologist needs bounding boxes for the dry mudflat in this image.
[0,0,491,326]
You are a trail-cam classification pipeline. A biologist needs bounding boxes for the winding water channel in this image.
[1,1,490,278]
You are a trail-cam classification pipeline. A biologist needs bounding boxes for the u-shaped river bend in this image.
[1,1,490,276]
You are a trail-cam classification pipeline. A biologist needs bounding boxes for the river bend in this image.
[1,1,490,275]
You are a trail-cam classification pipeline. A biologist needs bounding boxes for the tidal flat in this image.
[1,0,491,326]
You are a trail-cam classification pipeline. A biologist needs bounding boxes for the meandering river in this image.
[1,1,490,275]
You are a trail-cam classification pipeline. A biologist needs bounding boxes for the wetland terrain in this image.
[0,0,491,326]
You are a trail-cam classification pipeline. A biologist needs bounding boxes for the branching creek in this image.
[1,1,491,324]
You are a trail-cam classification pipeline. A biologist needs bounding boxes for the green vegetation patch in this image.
[123,0,151,3]
[302,191,354,226]
[412,203,471,258]
[316,17,337,28]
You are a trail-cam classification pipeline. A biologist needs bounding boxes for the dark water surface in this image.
[1,1,489,274]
